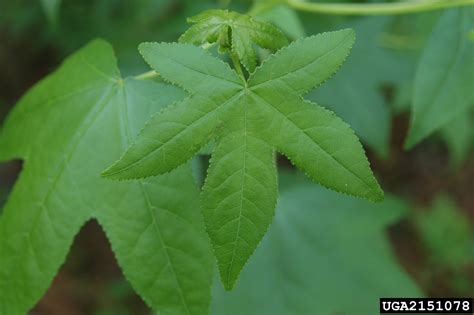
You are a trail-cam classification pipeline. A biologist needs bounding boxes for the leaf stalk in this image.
[287,0,474,15]
[230,52,246,80]
[134,70,160,81]
[134,43,216,81]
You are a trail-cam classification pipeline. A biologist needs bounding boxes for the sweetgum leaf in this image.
[211,172,422,314]
[0,39,212,315]
[405,8,474,149]
[179,9,289,73]
[104,29,384,290]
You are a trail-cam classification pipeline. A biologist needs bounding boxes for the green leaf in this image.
[40,0,61,24]
[211,171,422,314]
[405,8,474,149]
[0,39,212,315]
[179,9,289,73]
[201,127,277,290]
[395,84,474,166]
[415,195,473,270]
[104,29,384,289]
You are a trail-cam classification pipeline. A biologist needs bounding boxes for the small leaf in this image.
[105,29,383,290]
[405,8,474,149]
[179,9,289,73]
[0,40,212,315]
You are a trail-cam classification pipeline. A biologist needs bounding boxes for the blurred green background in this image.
[0,0,473,314]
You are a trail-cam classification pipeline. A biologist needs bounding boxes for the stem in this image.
[134,70,160,80]
[287,0,474,15]
[230,52,246,80]
[134,42,216,80]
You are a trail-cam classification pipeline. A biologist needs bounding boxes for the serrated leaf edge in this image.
[249,29,356,96]
[200,135,279,291]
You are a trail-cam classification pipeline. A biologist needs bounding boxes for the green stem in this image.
[287,0,474,15]
[134,43,215,80]
[134,70,160,81]
[230,52,246,80]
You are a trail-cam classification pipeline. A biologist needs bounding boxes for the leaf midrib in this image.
[151,48,244,91]
[106,91,244,177]
[226,94,249,288]
[248,31,352,91]
[413,11,469,130]
[250,91,375,196]
[119,84,192,315]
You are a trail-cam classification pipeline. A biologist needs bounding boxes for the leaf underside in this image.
[104,29,384,290]
[0,40,212,315]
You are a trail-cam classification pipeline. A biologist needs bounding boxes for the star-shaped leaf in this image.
[103,29,384,290]
[0,39,212,315]
[179,9,289,73]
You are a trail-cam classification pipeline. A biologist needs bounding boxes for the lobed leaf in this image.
[105,29,383,290]
[0,40,212,315]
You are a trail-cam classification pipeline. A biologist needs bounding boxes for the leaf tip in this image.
[403,131,420,151]
[371,187,385,203]
[137,41,156,56]
[101,160,133,181]
[338,27,356,44]
[100,163,121,180]
[222,278,236,291]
